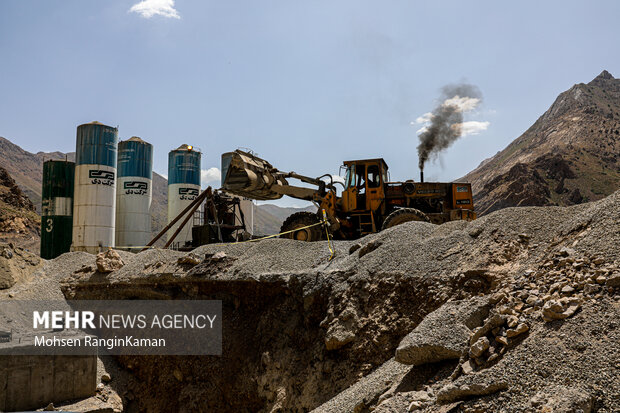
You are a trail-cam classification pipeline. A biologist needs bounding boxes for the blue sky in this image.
[1,0,618,206]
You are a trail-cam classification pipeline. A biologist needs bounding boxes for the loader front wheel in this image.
[280,212,323,242]
[381,208,430,230]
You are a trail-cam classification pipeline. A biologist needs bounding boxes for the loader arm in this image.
[221,150,333,202]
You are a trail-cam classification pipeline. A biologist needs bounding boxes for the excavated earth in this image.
[3,189,619,412]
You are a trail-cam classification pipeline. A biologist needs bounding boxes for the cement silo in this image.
[168,144,201,247]
[40,159,75,259]
[72,121,118,253]
[115,137,153,251]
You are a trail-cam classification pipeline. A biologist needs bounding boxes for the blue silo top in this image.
[168,144,201,185]
[118,137,153,179]
[75,122,118,167]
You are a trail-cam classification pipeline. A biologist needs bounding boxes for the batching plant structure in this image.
[167,144,201,247]
[40,159,75,259]
[72,121,118,253]
[115,137,153,251]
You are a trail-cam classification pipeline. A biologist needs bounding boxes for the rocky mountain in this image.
[463,70,620,216]
[0,137,313,244]
[0,166,40,251]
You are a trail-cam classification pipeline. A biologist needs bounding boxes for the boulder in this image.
[395,297,489,366]
[95,249,125,273]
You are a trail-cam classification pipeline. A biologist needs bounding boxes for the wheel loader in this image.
[221,149,476,241]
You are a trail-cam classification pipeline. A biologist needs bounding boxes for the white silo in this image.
[72,121,118,253]
[167,144,201,248]
[115,137,153,251]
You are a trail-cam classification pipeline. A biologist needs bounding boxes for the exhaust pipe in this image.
[420,170,424,183]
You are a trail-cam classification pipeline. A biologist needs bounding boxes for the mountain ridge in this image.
[463,70,620,215]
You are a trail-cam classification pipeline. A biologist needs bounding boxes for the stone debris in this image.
[395,297,489,365]
[542,299,581,322]
[177,253,201,265]
[95,249,125,273]
[436,380,508,403]
[469,337,489,358]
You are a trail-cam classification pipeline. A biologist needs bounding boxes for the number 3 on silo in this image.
[46,218,53,232]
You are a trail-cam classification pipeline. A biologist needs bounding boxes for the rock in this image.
[506,323,529,338]
[506,315,519,328]
[436,380,508,403]
[43,402,55,411]
[0,247,13,259]
[542,299,580,322]
[395,297,489,366]
[469,313,505,345]
[561,285,575,294]
[408,401,423,411]
[358,240,382,258]
[349,244,361,254]
[0,257,17,289]
[558,247,576,257]
[461,359,475,375]
[606,273,620,288]
[212,251,227,261]
[530,386,594,413]
[101,373,112,383]
[583,284,600,295]
[495,336,509,346]
[469,337,490,358]
[542,300,567,321]
[325,323,356,350]
[595,276,607,285]
[95,249,125,273]
[173,368,183,382]
[178,253,201,265]
[74,265,93,274]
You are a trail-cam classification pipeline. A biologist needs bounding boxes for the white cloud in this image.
[453,121,490,136]
[416,126,429,135]
[129,0,180,19]
[201,167,221,187]
[442,96,481,112]
[415,112,434,124]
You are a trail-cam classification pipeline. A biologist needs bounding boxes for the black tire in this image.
[381,208,430,230]
[280,211,323,242]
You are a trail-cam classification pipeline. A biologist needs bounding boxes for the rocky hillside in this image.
[6,188,613,412]
[0,167,40,251]
[463,70,620,216]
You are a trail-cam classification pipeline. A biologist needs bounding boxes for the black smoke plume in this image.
[417,84,482,171]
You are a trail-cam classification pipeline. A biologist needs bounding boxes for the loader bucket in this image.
[221,150,288,200]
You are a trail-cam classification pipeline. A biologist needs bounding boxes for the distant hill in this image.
[0,137,315,243]
[463,70,620,215]
[251,203,316,236]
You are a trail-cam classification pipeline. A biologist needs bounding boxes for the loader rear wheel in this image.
[381,208,430,230]
[280,212,323,242]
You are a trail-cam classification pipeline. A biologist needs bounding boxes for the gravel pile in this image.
[10,189,619,412]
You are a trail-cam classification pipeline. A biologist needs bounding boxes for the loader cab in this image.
[341,159,388,213]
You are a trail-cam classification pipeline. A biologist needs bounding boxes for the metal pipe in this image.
[141,188,210,251]
[420,170,424,183]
